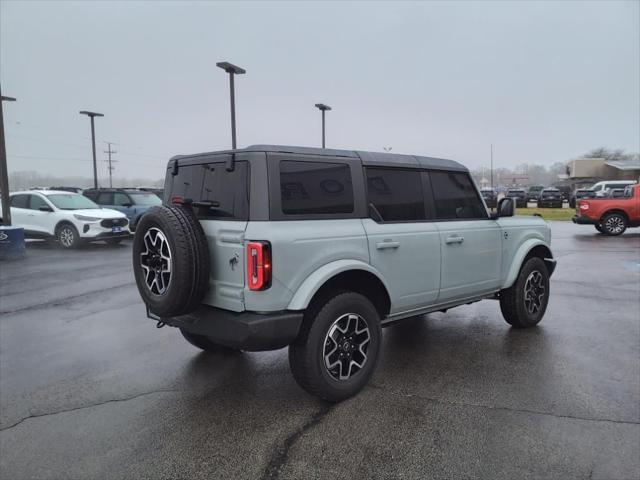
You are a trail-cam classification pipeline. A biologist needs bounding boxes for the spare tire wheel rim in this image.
[524,270,545,315]
[140,227,172,295]
[323,313,371,381]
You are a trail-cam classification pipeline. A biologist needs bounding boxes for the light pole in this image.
[79,110,104,188]
[1,89,16,226]
[314,103,331,148]
[216,61,246,150]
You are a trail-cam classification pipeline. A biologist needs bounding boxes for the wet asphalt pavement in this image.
[0,222,638,480]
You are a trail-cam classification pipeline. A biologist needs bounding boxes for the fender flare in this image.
[502,239,553,289]
[287,259,390,311]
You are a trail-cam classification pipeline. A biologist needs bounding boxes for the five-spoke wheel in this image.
[323,313,371,381]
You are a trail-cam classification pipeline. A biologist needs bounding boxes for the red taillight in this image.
[171,195,184,205]
[247,241,271,291]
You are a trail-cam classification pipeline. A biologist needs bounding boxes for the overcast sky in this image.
[1,0,638,182]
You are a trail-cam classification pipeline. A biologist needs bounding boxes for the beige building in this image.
[564,157,640,188]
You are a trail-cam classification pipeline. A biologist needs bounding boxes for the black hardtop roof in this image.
[170,144,467,172]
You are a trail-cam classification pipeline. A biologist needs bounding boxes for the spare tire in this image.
[133,205,210,317]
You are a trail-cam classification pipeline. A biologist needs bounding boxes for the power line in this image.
[104,142,118,188]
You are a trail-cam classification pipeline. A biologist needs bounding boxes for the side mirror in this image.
[38,205,53,212]
[496,197,515,218]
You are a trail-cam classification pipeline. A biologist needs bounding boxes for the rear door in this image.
[363,168,440,313]
[429,171,502,301]
[9,194,31,230]
[113,192,136,221]
[167,155,249,312]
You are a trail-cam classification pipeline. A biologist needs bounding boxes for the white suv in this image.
[0,190,130,248]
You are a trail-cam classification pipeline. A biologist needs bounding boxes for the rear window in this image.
[279,161,354,215]
[169,161,249,220]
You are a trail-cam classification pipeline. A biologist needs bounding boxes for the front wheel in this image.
[56,224,80,249]
[500,257,550,328]
[601,213,627,236]
[289,292,382,402]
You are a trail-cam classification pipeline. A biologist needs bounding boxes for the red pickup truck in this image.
[573,184,639,235]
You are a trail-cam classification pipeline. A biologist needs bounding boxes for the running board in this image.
[381,292,499,326]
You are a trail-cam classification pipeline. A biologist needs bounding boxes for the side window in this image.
[30,195,48,210]
[430,171,487,220]
[365,168,426,222]
[97,192,113,205]
[10,194,30,208]
[280,161,354,215]
[83,191,97,201]
[113,193,131,206]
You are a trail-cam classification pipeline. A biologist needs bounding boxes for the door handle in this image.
[376,240,400,250]
[445,235,464,245]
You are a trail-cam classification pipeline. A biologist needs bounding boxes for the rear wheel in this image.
[500,257,550,328]
[289,292,381,402]
[180,329,240,354]
[601,213,627,236]
[56,223,80,249]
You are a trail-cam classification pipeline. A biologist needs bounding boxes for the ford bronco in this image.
[132,145,556,401]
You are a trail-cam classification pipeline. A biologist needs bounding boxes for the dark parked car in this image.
[569,189,596,208]
[480,188,497,208]
[137,187,164,199]
[83,188,162,231]
[506,189,527,208]
[537,188,563,208]
[527,185,544,202]
[554,185,571,201]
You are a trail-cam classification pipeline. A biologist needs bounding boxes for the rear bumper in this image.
[154,305,304,351]
[572,215,597,225]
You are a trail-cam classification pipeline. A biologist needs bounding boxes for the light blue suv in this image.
[83,188,161,231]
[132,145,556,401]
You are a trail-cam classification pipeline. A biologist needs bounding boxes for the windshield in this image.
[129,192,162,206]
[47,193,99,210]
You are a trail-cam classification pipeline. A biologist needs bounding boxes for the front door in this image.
[429,171,502,302]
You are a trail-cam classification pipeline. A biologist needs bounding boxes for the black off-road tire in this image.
[56,223,80,249]
[601,213,627,236]
[499,256,550,329]
[289,292,382,402]
[180,329,240,354]
[133,205,210,317]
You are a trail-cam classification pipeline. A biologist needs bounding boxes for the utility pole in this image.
[490,143,494,191]
[1,88,16,226]
[104,142,118,188]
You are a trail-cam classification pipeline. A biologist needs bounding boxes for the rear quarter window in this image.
[279,160,354,215]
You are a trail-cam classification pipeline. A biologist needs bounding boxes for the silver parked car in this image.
[132,145,556,401]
